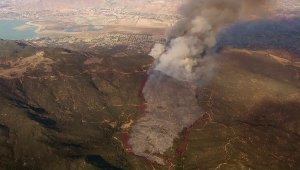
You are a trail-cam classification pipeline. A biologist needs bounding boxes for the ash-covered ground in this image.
[129,71,203,164]
[0,0,299,169]
[0,24,300,169]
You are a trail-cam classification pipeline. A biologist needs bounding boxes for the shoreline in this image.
[0,18,39,40]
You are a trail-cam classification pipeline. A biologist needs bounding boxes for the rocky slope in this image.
[0,39,300,169]
[0,40,154,169]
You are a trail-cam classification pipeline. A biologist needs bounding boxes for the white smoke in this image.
[150,0,273,81]
[129,0,274,165]
[149,43,165,59]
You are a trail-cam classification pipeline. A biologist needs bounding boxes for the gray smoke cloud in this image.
[129,0,275,165]
[150,0,273,81]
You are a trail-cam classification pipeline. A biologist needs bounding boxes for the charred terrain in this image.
[0,38,299,169]
[0,0,300,169]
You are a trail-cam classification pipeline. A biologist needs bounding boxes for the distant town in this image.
[0,0,181,52]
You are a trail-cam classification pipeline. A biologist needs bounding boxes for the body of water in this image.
[0,19,38,40]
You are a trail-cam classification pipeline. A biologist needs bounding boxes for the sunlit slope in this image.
[0,40,158,170]
[0,39,299,169]
[177,49,300,169]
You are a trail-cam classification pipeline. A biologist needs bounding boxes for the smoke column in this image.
[150,0,272,81]
[129,0,273,165]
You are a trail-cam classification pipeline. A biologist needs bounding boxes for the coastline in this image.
[0,18,39,40]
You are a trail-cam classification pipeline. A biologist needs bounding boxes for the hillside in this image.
[0,40,299,169]
[0,40,154,169]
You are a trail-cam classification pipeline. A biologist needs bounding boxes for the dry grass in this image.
[0,51,55,79]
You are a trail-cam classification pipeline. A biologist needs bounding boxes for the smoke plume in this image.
[129,0,274,165]
[150,0,273,81]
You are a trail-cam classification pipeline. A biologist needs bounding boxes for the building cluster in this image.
[29,33,165,54]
